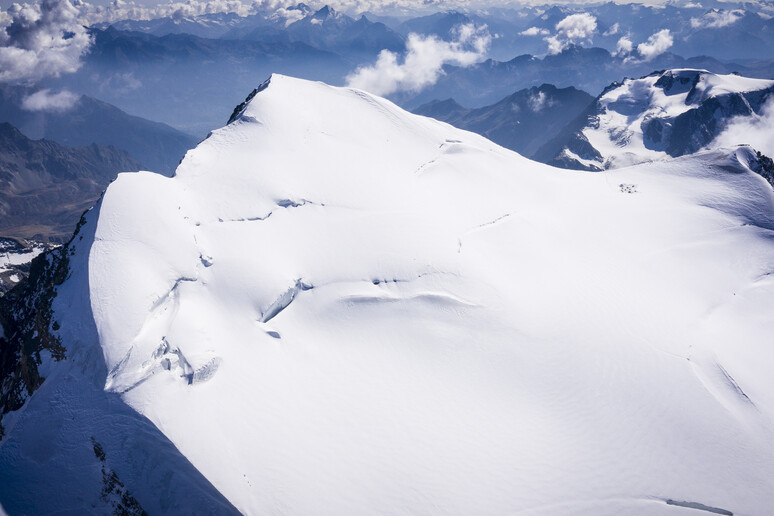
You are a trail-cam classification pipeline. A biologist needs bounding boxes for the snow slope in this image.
[554,69,774,170]
[4,74,774,514]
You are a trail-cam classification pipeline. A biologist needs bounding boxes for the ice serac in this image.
[37,74,774,513]
[536,69,774,170]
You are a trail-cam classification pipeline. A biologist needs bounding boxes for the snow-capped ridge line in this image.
[227,75,272,125]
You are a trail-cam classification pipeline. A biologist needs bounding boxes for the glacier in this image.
[2,74,774,514]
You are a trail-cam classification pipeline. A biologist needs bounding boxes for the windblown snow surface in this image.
[4,74,774,515]
[576,69,774,170]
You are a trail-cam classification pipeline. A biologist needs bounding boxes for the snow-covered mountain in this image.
[2,75,774,514]
[536,69,774,171]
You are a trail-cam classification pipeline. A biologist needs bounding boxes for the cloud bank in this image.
[0,0,93,84]
[346,23,490,96]
[82,0,257,24]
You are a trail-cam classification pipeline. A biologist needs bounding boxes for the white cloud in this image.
[346,23,490,96]
[270,6,306,27]
[544,35,563,54]
[0,0,93,84]
[616,35,633,56]
[712,96,774,158]
[519,26,549,36]
[21,88,80,111]
[544,13,597,55]
[636,28,672,62]
[690,9,744,29]
[555,12,597,40]
[603,22,619,36]
[527,91,554,112]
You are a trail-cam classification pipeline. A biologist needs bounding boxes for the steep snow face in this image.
[570,69,774,170]
[85,75,774,514]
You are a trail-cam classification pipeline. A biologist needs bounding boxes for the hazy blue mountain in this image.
[0,86,197,175]
[397,11,474,37]
[398,45,774,110]
[218,4,312,43]
[392,4,774,64]
[222,6,405,59]
[46,27,351,136]
[101,12,245,39]
[0,123,142,241]
[397,10,531,61]
[672,11,774,61]
[413,84,594,158]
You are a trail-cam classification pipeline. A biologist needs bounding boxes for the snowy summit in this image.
[2,74,774,515]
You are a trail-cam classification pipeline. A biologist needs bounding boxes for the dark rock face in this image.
[0,123,141,241]
[750,150,774,188]
[552,132,603,171]
[413,84,594,158]
[0,218,76,439]
[664,89,772,157]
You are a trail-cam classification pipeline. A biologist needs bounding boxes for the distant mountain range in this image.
[0,123,142,241]
[222,5,405,58]
[68,3,774,138]
[533,69,774,170]
[105,5,405,59]
[47,27,352,136]
[413,84,594,158]
[99,12,245,39]
[398,45,774,110]
[98,3,774,62]
[0,86,197,175]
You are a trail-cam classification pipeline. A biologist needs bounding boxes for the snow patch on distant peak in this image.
[575,69,774,170]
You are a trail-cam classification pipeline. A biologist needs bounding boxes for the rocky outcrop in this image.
[0,214,81,439]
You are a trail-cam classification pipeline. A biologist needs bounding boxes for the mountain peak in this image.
[312,5,336,20]
[0,121,26,141]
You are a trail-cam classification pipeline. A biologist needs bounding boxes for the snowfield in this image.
[2,74,774,515]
